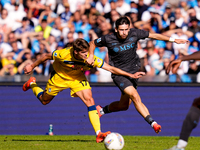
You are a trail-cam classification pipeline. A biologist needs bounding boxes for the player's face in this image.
[74,49,88,60]
[115,24,130,39]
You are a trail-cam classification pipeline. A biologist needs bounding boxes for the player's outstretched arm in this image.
[166,59,182,74]
[24,53,53,74]
[86,41,96,66]
[102,63,145,78]
[166,51,200,74]
[148,33,189,44]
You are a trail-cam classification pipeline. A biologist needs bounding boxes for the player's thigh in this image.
[69,78,91,97]
[124,86,141,103]
[124,86,139,97]
[113,75,139,105]
[118,86,140,107]
[113,75,140,100]
[112,75,138,94]
[45,73,69,97]
[75,89,95,107]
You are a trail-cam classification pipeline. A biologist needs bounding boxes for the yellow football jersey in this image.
[52,47,104,80]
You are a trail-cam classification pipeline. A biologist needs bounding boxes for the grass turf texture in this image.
[0,135,200,150]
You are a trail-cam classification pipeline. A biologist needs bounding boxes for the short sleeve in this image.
[135,29,149,40]
[94,35,107,47]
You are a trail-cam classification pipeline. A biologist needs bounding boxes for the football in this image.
[104,132,125,150]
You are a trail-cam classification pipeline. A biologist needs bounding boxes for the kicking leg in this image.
[75,89,110,143]
[124,86,150,117]
[99,86,150,116]
[97,86,161,133]
[124,86,161,133]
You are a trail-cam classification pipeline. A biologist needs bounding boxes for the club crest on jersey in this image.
[48,88,51,93]
[113,47,119,52]
[54,52,57,57]
[97,38,101,43]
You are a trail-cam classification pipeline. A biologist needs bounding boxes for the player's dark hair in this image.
[73,38,89,52]
[115,16,130,29]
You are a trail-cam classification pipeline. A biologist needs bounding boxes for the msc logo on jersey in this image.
[54,52,57,57]
[129,37,134,41]
[97,38,101,43]
[113,42,135,52]
[113,47,119,52]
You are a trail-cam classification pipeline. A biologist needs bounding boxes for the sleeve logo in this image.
[97,38,101,43]
[54,52,57,57]
[97,58,101,63]
[113,47,119,52]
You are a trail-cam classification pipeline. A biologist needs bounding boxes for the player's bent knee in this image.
[40,93,54,105]
[129,95,140,104]
[41,98,51,105]
[41,100,50,105]
[120,105,129,111]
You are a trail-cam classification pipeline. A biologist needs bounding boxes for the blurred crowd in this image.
[1,0,200,82]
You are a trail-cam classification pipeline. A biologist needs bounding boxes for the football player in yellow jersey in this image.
[22,38,145,143]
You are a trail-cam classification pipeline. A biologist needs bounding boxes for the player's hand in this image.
[85,55,94,66]
[24,63,34,74]
[166,59,182,74]
[130,72,145,79]
[174,39,189,44]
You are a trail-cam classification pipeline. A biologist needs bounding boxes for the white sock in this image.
[177,139,187,148]
[151,121,157,128]
[99,108,105,115]
[96,130,100,135]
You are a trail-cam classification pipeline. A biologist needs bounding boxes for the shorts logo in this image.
[54,52,57,57]
[97,38,101,43]
[113,47,119,52]
[120,83,124,87]
[48,88,51,93]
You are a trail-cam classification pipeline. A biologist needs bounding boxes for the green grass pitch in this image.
[0,135,200,150]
